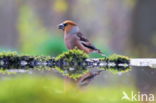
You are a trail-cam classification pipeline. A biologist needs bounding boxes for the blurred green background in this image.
[0,0,156,103]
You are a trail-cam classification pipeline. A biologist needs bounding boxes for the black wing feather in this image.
[76,32,98,50]
[82,43,98,50]
[77,32,89,42]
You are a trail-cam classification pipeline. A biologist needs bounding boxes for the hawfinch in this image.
[58,20,105,86]
[58,20,106,56]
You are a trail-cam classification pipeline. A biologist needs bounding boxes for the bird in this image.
[58,20,106,56]
[58,20,105,86]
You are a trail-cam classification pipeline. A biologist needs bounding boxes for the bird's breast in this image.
[64,34,77,49]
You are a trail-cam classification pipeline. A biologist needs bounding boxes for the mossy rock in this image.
[55,49,89,79]
[0,52,54,70]
[99,54,130,73]
[109,54,130,63]
[0,51,131,77]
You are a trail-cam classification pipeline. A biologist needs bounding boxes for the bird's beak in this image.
[58,24,64,30]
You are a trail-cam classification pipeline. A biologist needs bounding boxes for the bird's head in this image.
[58,20,79,34]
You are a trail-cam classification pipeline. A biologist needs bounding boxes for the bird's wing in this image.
[77,32,89,42]
[76,32,98,50]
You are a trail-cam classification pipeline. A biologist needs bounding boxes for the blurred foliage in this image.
[16,1,114,58]
[0,75,137,103]
[0,0,154,102]
[123,0,136,8]
[39,36,67,56]
[17,5,110,57]
[18,5,66,56]
[53,0,68,13]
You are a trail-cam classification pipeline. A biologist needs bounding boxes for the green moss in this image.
[0,52,17,57]
[0,51,54,71]
[99,54,129,61]
[55,49,89,79]
[55,49,88,61]
[0,51,131,77]
[32,56,54,70]
[109,54,130,61]
[0,50,89,78]
[99,54,130,73]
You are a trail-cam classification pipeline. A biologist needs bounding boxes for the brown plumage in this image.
[58,20,105,56]
[58,20,104,86]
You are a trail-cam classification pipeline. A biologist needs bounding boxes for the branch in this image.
[0,49,155,78]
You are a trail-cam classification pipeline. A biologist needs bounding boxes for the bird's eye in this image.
[64,23,68,27]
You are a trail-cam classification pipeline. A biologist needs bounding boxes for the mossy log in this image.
[0,49,130,78]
